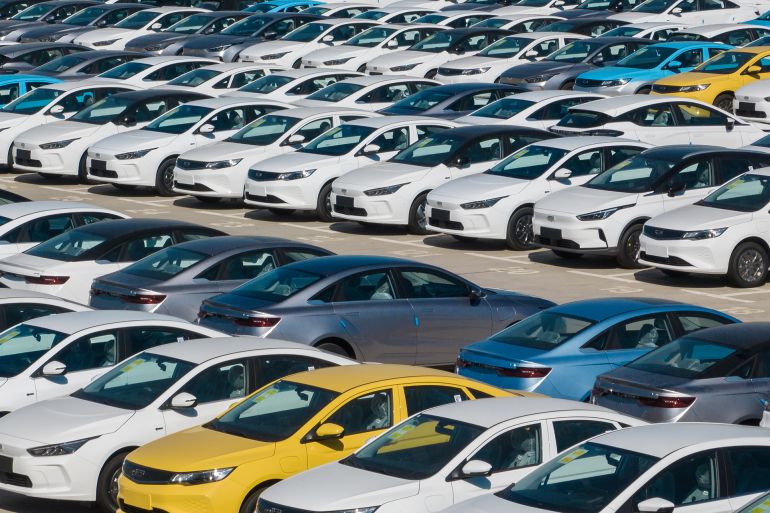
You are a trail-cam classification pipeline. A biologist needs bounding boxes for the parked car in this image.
[470,13,566,31]
[0,289,91,330]
[535,16,628,36]
[297,75,439,112]
[93,55,216,88]
[0,0,98,38]
[602,20,686,40]
[352,6,436,24]
[378,82,519,119]
[30,50,147,79]
[226,68,361,102]
[158,63,275,95]
[609,0,760,25]
[0,74,60,107]
[733,78,770,125]
[667,22,770,44]
[0,42,88,71]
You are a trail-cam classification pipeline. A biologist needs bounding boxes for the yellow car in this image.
[652,47,770,111]
[117,364,519,513]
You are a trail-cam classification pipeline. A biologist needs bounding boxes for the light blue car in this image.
[243,0,322,13]
[456,298,738,401]
[573,41,731,96]
[745,10,770,28]
[0,74,60,108]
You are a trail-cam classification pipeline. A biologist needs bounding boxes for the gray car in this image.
[197,255,555,366]
[592,322,770,424]
[89,235,334,321]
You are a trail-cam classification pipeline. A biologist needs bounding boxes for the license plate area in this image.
[540,227,562,240]
[91,159,107,171]
[16,149,30,160]
[645,243,668,258]
[0,455,13,473]
[432,208,450,221]
[336,196,354,208]
[739,102,756,112]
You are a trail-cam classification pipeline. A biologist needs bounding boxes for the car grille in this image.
[176,159,208,170]
[333,204,367,217]
[428,217,463,230]
[535,234,580,249]
[639,252,691,267]
[651,84,680,94]
[15,156,41,168]
[90,167,118,178]
[643,225,685,240]
[119,500,169,513]
[173,181,213,192]
[245,192,285,204]
[437,67,463,76]
[122,461,174,485]
[248,170,279,181]
[575,78,603,87]
[0,471,32,488]
[258,500,313,513]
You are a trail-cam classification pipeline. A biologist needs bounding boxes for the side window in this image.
[530,39,559,58]
[562,149,603,177]
[600,43,633,62]
[587,314,674,350]
[473,424,542,472]
[717,157,758,183]
[229,70,262,89]
[283,248,328,262]
[629,104,676,127]
[103,8,132,25]
[675,314,732,334]
[633,451,720,506]
[80,212,122,225]
[212,77,230,90]
[411,81,434,93]
[705,46,727,59]
[4,303,69,328]
[255,355,334,388]
[456,34,487,53]
[534,98,593,121]
[26,81,53,91]
[509,134,546,152]
[271,18,296,35]
[54,330,118,372]
[404,385,469,416]
[607,146,644,168]
[132,99,172,123]
[727,447,770,497]
[181,360,248,403]
[394,29,421,47]
[699,0,723,9]
[553,420,616,452]
[370,127,410,152]
[93,56,129,74]
[673,49,704,68]
[123,233,174,262]
[366,83,410,103]
[326,390,393,435]
[334,271,394,302]
[207,107,248,132]
[722,29,752,46]
[0,82,20,105]
[398,269,468,298]
[295,117,332,141]
[672,159,714,190]
[23,214,75,243]
[329,24,355,41]
[158,12,186,28]
[292,76,336,95]
[124,327,200,355]
[209,16,239,32]
[677,0,696,11]
[219,250,278,281]
[462,136,502,163]
[416,124,450,138]
[674,103,727,126]
[448,91,494,112]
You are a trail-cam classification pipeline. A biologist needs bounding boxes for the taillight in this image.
[497,366,551,378]
[25,275,69,285]
[122,294,166,305]
[234,316,280,328]
[638,395,695,409]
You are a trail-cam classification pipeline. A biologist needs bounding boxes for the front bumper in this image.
[734,96,770,125]
[532,208,616,255]
[12,143,80,175]
[425,200,505,239]
[330,189,406,225]
[173,163,251,199]
[117,474,245,513]
[243,176,319,210]
[86,153,157,187]
[638,233,727,274]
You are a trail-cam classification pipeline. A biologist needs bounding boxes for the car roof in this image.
[171,235,319,255]
[340,74,428,86]
[344,115,444,128]
[75,217,208,235]
[25,310,187,334]
[0,200,111,219]
[685,322,770,348]
[641,145,766,160]
[192,10,248,17]
[677,23,765,35]
[0,43,84,56]
[438,26,509,35]
[43,79,130,92]
[186,96,288,109]
[653,41,730,49]
[195,62,274,72]
[268,68,359,79]
[548,297,689,321]
[141,6,205,13]
[499,90,603,102]
[129,55,215,66]
[269,106,373,118]
[287,363,458,392]
[60,50,143,60]
[425,82,515,93]
[426,397,623,428]
[528,135,642,151]
[572,94,689,116]
[281,254,418,275]
[722,46,770,55]
[110,88,207,102]
[308,17,379,26]
[147,336,322,363]
[438,124,552,139]
[584,35,648,44]
[516,31,580,39]
[0,289,79,302]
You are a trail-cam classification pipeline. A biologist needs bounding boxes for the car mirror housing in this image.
[306,422,345,442]
[198,123,215,134]
[460,459,493,477]
[48,104,64,115]
[42,360,67,377]
[637,497,675,513]
[170,392,198,409]
[552,168,572,180]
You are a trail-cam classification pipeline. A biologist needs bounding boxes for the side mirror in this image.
[263,30,278,40]
[552,168,572,179]
[746,65,762,75]
[665,59,682,70]
[525,49,539,59]
[386,38,398,48]
[452,155,471,168]
[45,17,55,23]
[592,54,605,66]
[361,143,380,155]
[119,114,136,127]
[725,117,735,131]
[48,104,64,115]
[671,6,682,14]
[311,422,344,441]
[151,22,162,30]
[554,0,565,5]
[469,288,486,303]
[322,34,334,43]
[667,180,686,197]
[42,360,66,376]
[198,123,215,134]
[170,392,198,409]
[285,133,305,145]
[637,498,675,513]
[460,459,493,477]
[96,19,107,27]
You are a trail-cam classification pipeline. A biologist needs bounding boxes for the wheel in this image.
[316,340,353,358]
[660,269,689,278]
[239,485,269,513]
[424,69,437,79]
[559,80,575,90]
[195,196,221,204]
[5,146,12,173]
[77,153,94,185]
[452,235,477,242]
[268,208,295,215]
[636,86,651,94]
[112,183,136,191]
[728,241,768,288]
[714,93,734,113]
[616,224,644,269]
[316,182,334,222]
[407,192,429,235]
[552,249,583,259]
[155,158,177,197]
[506,207,535,251]
[96,451,129,513]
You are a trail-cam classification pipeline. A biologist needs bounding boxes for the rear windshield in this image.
[490,311,595,350]
[628,337,735,378]
[26,228,107,262]
[123,246,208,280]
[231,267,322,303]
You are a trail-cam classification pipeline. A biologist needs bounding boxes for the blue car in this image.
[745,10,770,28]
[456,298,739,401]
[0,74,60,107]
[573,41,731,96]
[244,0,321,13]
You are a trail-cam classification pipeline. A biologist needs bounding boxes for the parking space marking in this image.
[370,237,431,249]
[280,223,333,234]
[722,306,765,316]
[682,289,754,304]
[488,266,540,275]
[463,252,533,265]
[601,286,644,294]
[567,270,638,284]
[722,289,770,297]
[389,248,439,258]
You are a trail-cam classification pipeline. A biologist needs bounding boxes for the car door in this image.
[662,157,717,212]
[625,102,686,145]
[671,102,740,147]
[397,267,492,366]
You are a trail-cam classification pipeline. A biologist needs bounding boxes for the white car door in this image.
[672,102,745,147]
[625,102,689,145]
[354,125,412,165]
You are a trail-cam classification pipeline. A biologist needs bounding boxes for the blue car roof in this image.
[0,74,60,84]
[546,297,693,322]
[648,41,732,50]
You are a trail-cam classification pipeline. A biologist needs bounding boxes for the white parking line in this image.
[464,252,533,265]
[567,270,638,284]
[722,289,770,297]
[682,289,754,304]
[369,237,429,248]
[280,223,333,234]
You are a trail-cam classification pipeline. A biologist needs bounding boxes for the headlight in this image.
[145,43,170,52]
[364,183,408,196]
[203,158,242,169]
[682,227,726,240]
[677,83,709,92]
[208,44,233,52]
[170,467,235,486]
[115,147,156,160]
[525,73,556,83]
[39,138,79,150]
[93,38,119,46]
[275,169,315,180]
[261,52,289,60]
[576,204,634,221]
[28,436,99,457]
[600,78,630,86]
[391,63,417,71]
[324,57,353,65]
[462,67,491,76]
[460,196,507,209]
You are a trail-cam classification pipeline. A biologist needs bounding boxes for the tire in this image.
[316,182,334,222]
[195,196,221,204]
[660,269,689,278]
[77,153,94,185]
[240,485,269,513]
[559,80,575,90]
[268,208,295,215]
[728,241,768,288]
[155,158,177,197]
[714,93,734,113]
[636,86,651,94]
[96,451,129,513]
[452,235,477,242]
[424,69,437,79]
[506,207,535,251]
[552,249,583,259]
[316,340,353,358]
[616,224,644,269]
[407,192,429,235]
[112,183,136,191]
[5,146,12,173]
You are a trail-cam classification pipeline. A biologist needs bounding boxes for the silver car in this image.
[89,235,333,321]
[197,255,555,366]
[592,322,768,424]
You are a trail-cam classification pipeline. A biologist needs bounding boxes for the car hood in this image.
[0,397,134,444]
[654,71,726,86]
[93,129,178,152]
[305,44,366,62]
[15,120,104,145]
[371,49,438,67]
[579,65,659,81]
[645,203,752,230]
[536,186,636,214]
[75,27,135,44]
[126,424,276,471]
[442,55,504,69]
[183,140,271,161]
[254,150,339,171]
[242,39,304,56]
[336,162,431,188]
[0,111,30,128]
[181,34,246,50]
[264,462,420,510]
[503,59,577,78]
[432,172,531,200]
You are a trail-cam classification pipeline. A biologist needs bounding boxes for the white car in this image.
[492,0,581,15]
[413,10,495,28]
[12,89,209,182]
[669,22,770,44]
[456,90,605,128]
[550,95,763,147]
[436,32,584,83]
[237,19,381,68]
[94,55,217,88]
[0,337,355,512]
[172,106,378,201]
[304,2,378,17]
[439,423,770,513]
[734,78,770,126]
[365,27,511,78]
[301,24,446,72]
[353,6,437,23]
[260,397,646,513]
[0,289,91,330]
[603,21,688,39]
[609,0,759,25]
[389,0,457,10]
[0,81,138,170]
[244,116,456,220]
[72,7,207,50]
[0,310,223,414]
[225,68,363,102]
[86,96,291,195]
[0,201,126,258]
[158,63,283,96]
[470,13,567,31]
[330,125,551,234]
[427,137,650,249]
[297,75,439,111]
[639,167,770,287]
[532,145,770,267]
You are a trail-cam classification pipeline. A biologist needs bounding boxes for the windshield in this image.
[229,113,301,145]
[11,3,50,20]
[221,15,268,36]
[347,26,396,48]
[144,104,212,134]
[167,68,221,87]
[517,0,550,6]
[628,336,735,378]
[248,3,279,12]
[0,324,67,378]
[618,46,676,69]
[478,36,529,58]
[283,22,331,43]
[239,74,292,94]
[71,95,133,124]
[205,380,339,441]
[304,82,364,102]
[697,173,770,212]
[549,40,601,63]
[2,87,61,115]
[695,51,753,74]
[490,310,594,349]
[471,97,535,119]
[577,0,613,8]
[391,134,463,167]
[300,123,375,156]
[633,0,676,13]
[498,442,659,513]
[123,246,207,280]
[73,353,195,410]
[587,155,674,193]
[411,31,460,53]
[166,13,210,33]
[64,6,108,26]
[356,9,387,19]
[26,228,108,261]
[390,88,452,112]
[603,26,642,37]
[231,267,323,302]
[486,145,569,180]
[342,414,485,480]
[99,61,151,80]
[114,10,159,29]
[34,54,87,73]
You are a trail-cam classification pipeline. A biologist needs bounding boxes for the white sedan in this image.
[296,75,439,111]
[158,63,283,96]
[413,11,495,28]
[734,79,770,126]
[0,289,91,330]
[94,55,217,88]
[237,19,381,68]
[243,116,457,220]
[260,397,645,513]
[0,201,126,258]
[87,96,291,195]
[0,337,354,511]
[352,7,437,24]
[172,106,378,201]
[609,0,759,25]
[225,68,364,103]
[602,21,687,40]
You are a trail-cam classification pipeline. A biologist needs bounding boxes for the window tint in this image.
[404,385,469,416]
[80,212,121,225]
[673,160,714,190]
[607,146,644,168]
[462,136,502,164]
[132,99,173,123]
[283,248,328,262]
[124,327,198,356]
[448,91,493,112]
[158,12,186,28]
[206,107,250,131]
[364,83,411,103]
[562,149,602,177]
[230,70,262,89]
[553,419,615,452]
[124,233,174,262]
[633,451,719,506]
[473,424,541,472]
[676,314,731,334]
[23,214,75,243]
[3,303,68,328]
[295,117,332,141]
[326,390,392,434]
[727,447,770,496]
[674,49,704,68]
[335,271,394,301]
[600,43,633,62]
[674,103,727,126]
[534,97,593,120]
[416,124,449,138]
[256,354,333,388]
[456,34,487,52]
[369,127,410,153]
[629,104,676,127]
[399,269,468,298]
[0,82,20,105]
[203,250,278,281]
[54,330,117,372]
[182,360,247,403]
[718,157,758,183]
[588,314,673,350]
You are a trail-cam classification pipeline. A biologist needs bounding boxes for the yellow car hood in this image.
[655,71,727,86]
[128,425,276,471]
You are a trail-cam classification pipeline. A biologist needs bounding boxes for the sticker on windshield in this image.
[749,498,770,513]
[559,448,588,464]
[0,330,19,344]
[388,423,416,440]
